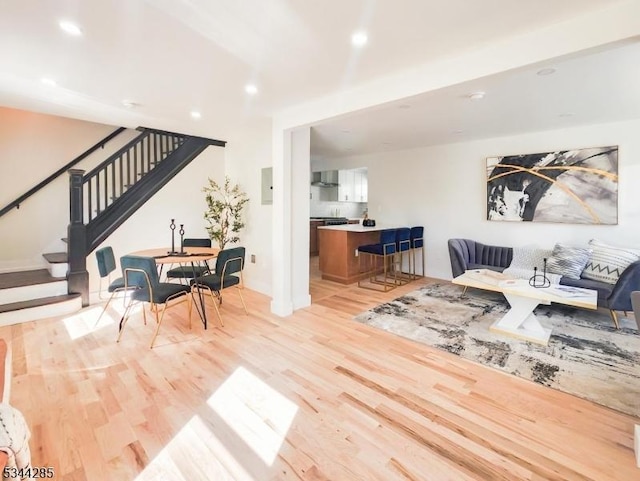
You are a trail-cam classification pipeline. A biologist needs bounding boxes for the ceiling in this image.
[0,0,637,153]
[310,39,640,159]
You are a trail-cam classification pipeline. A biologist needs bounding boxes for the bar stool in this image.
[357,229,397,291]
[410,226,425,279]
[394,227,412,285]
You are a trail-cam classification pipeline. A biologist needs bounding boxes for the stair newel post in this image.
[68,169,90,307]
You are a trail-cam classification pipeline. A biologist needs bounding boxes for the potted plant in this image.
[203,176,249,250]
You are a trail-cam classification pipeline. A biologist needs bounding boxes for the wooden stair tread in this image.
[0,269,61,290]
[43,252,68,263]
[0,293,81,313]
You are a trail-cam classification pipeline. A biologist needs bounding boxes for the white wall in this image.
[0,107,139,272]
[224,118,273,295]
[335,119,640,280]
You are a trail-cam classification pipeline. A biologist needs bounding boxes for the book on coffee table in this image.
[548,285,593,298]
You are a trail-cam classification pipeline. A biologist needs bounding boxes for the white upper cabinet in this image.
[338,168,367,202]
[338,169,355,202]
[353,169,368,202]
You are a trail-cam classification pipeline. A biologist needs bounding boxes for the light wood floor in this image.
[1,261,638,480]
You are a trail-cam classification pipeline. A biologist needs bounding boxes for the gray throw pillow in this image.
[546,243,592,280]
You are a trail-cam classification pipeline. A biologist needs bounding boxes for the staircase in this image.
[0,268,80,327]
[0,126,225,325]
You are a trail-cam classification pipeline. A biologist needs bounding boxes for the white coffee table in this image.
[452,270,598,345]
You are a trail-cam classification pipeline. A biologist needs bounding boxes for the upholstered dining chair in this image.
[95,246,131,325]
[190,246,248,326]
[165,238,213,283]
[118,255,192,348]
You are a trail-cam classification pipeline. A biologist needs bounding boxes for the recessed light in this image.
[40,78,57,87]
[351,31,368,47]
[245,84,258,95]
[452,129,464,134]
[537,68,556,76]
[559,112,575,118]
[467,91,485,101]
[190,111,202,119]
[122,100,139,109]
[398,104,411,110]
[59,20,82,36]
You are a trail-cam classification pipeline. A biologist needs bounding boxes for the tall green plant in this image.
[203,176,249,250]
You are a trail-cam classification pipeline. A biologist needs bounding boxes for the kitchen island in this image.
[317,223,397,284]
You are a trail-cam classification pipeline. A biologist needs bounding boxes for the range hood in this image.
[311,170,339,187]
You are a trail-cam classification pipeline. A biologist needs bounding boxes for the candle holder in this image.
[168,219,179,255]
[179,224,185,254]
[529,258,551,288]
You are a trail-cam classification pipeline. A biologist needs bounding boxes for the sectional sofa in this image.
[448,238,640,328]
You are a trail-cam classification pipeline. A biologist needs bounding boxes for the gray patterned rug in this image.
[354,283,640,417]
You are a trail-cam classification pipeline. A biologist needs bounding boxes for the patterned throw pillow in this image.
[546,243,592,280]
[581,239,640,284]
[503,246,562,283]
[508,246,553,271]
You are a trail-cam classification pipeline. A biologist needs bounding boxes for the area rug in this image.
[353,283,640,417]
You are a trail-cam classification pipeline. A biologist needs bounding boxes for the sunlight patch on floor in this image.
[207,366,298,466]
[132,368,299,480]
[62,302,137,340]
[133,415,249,481]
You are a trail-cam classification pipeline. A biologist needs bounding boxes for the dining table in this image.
[128,246,220,329]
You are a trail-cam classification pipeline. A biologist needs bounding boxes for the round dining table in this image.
[127,246,220,329]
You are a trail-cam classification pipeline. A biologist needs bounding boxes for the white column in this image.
[291,128,311,310]
[270,124,293,316]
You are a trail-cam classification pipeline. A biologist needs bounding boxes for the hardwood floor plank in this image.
[0,265,637,480]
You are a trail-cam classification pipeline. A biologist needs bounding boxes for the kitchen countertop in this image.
[317,223,396,232]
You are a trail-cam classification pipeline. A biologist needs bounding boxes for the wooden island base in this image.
[318,224,390,284]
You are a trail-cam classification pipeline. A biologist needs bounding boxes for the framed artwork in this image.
[486,146,618,224]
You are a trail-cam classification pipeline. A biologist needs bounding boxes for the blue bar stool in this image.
[394,227,412,284]
[357,229,397,291]
[410,226,424,279]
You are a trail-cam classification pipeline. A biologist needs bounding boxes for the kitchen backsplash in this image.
[310,187,367,218]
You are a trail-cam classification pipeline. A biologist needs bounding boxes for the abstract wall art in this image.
[486,146,618,224]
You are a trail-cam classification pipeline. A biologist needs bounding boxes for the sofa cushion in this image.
[547,243,591,280]
[560,276,613,302]
[581,239,640,285]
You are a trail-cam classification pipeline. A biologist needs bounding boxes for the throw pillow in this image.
[503,246,562,283]
[508,246,553,270]
[581,239,640,284]
[546,243,592,280]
